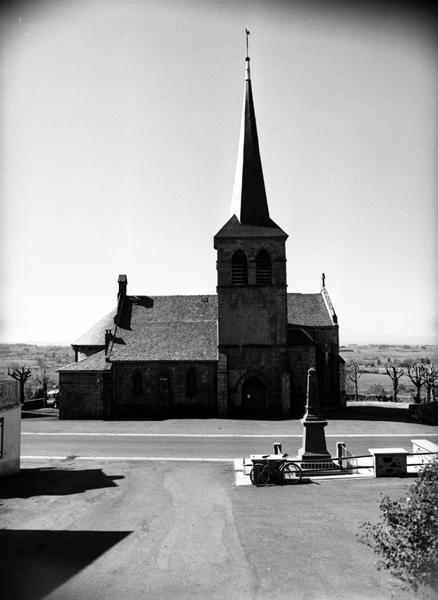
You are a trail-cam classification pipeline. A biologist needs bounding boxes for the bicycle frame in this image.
[250,456,302,486]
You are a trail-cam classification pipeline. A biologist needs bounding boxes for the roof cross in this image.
[245,28,250,59]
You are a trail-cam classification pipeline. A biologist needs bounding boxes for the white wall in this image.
[0,404,21,476]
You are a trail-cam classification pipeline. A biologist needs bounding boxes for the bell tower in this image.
[214,34,290,418]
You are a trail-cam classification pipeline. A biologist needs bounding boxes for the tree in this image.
[348,360,361,401]
[7,366,32,404]
[424,365,438,403]
[35,368,49,403]
[358,459,438,595]
[407,364,427,404]
[385,364,404,402]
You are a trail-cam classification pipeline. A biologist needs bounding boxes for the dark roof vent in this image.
[200,296,209,303]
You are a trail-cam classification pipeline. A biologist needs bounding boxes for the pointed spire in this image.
[230,31,271,227]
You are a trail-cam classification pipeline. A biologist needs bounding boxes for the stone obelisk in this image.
[297,368,332,461]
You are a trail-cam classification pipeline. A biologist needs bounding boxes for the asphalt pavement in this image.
[2,405,436,600]
[21,405,438,461]
[2,459,419,600]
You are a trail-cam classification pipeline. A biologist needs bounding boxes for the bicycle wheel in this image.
[250,463,270,487]
[282,462,302,484]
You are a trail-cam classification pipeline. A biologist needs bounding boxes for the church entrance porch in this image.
[241,376,266,418]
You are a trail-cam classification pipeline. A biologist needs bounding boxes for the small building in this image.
[0,379,21,476]
[59,50,344,420]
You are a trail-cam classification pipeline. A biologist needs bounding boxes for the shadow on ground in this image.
[326,404,413,423]
[0,529,131,600]
[0,468,124,498]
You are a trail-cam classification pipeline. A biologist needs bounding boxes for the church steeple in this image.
[231,31,271,227]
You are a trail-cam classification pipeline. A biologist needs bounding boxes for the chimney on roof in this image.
[118,274,127,299]
[104,329,112,354]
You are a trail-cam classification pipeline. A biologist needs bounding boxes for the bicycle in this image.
[250,454,302,486]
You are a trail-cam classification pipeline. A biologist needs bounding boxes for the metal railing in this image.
[406,451,438,473]
[242,448,438,479]
[293,455,374,476]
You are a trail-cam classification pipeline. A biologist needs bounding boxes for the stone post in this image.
[297,368,332,461]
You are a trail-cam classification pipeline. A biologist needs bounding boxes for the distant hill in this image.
[339,344,438,367]
[0,344,74,397]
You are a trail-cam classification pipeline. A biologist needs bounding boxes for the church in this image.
[58,49,344,420]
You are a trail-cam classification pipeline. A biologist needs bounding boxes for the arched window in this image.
[130,369,143,399]
[231,250,247,285]
[256,250,272,284]
[185,367,198,397]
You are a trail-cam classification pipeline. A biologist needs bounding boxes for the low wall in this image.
[346,393,412,403]
[409,402,438,424]
[23,398,44,410]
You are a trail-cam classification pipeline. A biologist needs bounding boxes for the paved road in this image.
[21,431,438,460]
[21,411,438,461]
[6,411,436,600]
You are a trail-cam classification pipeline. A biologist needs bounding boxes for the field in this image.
[0,344,74,397]
[354,372,413,394]
[340,344,438,397]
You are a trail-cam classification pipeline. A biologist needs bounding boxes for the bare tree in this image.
[385,364,404,403]
[7,366,32,405]
[424,365,438,402]
[407,364,426,404]
[348,360,361,402]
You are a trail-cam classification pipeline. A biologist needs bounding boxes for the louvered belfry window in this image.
[231,250,248,285]
[256,250,272,284]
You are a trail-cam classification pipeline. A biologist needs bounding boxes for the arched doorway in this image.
[242,376,266,418]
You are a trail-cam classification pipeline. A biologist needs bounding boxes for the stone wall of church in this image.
[286,325,342,416]
[111,361,218,419]
[216,235,288,349]
[313,326,341,408]
[59,371,107,419]
[215,234,289,419]
[217,287,288,347]
[225,345,289,418]
[287,345,317,417]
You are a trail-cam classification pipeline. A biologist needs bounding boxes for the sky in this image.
[1,0,437,346]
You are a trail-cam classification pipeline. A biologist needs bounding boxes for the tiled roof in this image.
[73,310,115,346]
[108,296,218,361]
[287,294,335,327]
[70,292,335,364]
[111,321,218,361]
[59,350,111,372]
[73,295,217,347]
[214,215,288,239]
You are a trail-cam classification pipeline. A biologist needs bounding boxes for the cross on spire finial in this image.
[244,29,251,80]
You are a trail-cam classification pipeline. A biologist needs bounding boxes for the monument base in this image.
[297,418,332,461]
[297,449,333,461]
